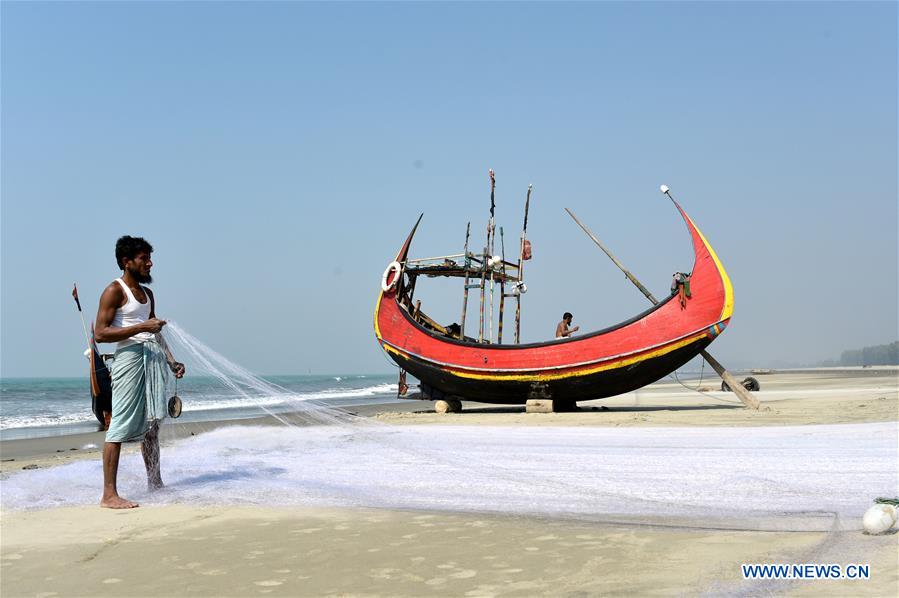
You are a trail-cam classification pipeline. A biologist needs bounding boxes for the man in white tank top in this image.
[94,236,186,509]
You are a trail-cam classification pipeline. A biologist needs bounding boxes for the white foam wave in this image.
[0,412,97,430]
[180,395,291,413]
[289,383,397,400]
[183,383,397,412]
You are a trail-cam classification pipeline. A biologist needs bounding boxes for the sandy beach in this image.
[3,504,896,597]
[2,368,897,597]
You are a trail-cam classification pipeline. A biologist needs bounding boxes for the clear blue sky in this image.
[2,1,896,377]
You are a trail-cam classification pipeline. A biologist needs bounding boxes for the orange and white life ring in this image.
[381,261,402,293]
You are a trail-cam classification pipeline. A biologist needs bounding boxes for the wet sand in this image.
[1,368,897,597]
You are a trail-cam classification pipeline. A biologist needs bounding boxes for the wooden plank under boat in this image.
[374,199,733,404]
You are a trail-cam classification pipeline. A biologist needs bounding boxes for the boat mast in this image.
[488,170,496,343]
[514,184,532,344]
[459,222,471,338]
[479,170,495,343]
[497,226,506,344]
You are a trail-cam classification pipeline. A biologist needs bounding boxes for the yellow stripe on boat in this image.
[382,331,709,383]
[686,213,734,322]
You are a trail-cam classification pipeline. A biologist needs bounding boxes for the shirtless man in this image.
[94,236,185,509]
[555,312,580,339]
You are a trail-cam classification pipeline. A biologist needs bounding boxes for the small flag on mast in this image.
[489,169,496,218]
[72,284,82,312]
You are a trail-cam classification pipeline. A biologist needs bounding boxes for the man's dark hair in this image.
[563,312,573,320]
[115,236,153,269]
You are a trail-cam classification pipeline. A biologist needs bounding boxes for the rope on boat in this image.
[377,343,400,369]
[671,361,744,405]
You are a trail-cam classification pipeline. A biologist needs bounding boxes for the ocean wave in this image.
[0,412,98,430]
[282,383,397,401]
[0,383,399,431]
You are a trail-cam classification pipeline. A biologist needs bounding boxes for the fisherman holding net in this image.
[94,236,185,509]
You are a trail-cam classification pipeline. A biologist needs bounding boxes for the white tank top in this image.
[111,278,155,349]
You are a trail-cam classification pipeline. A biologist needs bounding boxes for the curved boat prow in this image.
[395,214,423,263]
[666,194,734,325]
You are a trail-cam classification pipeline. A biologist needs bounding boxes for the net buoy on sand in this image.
[862,503,897,535]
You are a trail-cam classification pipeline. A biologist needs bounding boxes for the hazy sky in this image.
[2,1,896,378]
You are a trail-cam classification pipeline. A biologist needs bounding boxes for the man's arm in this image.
[155,333,185,378]
[94,283,165,343]
[556,322,579,338]
[147,287,156,320]
[147,288,185,379]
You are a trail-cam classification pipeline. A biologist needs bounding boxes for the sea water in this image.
[0,374,400,440]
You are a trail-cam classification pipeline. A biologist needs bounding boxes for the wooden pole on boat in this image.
[489,250,495,343]
[460,222,471,338]
[479,170,496,343]
[564,208,657,303]
[564,206,760,410]
[488,170,496,343]
[478,242,487,343]
[514,184,532,344]
[498,227,506,344]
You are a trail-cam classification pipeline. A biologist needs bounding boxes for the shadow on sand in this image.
[408,403,743,415]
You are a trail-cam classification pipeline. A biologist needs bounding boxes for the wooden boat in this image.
[374,196,733,406]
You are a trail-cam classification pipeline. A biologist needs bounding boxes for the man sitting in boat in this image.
[555,312,580,339]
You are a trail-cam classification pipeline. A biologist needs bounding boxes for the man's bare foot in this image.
[100,495,139,509]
